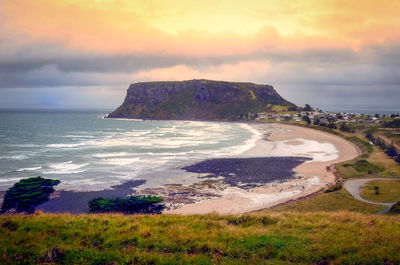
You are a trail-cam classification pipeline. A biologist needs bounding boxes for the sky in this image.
[1,0,400,111]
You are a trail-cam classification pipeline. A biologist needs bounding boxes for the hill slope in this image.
[108,79,297,120]
[1,212,399,264]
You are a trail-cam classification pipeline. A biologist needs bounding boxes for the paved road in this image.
[343,178,398,213]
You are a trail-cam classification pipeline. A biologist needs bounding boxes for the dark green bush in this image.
[325,183,342,193]
[389,201,400,214]
[384,119,400,128]
[1,176,60,214]
[353,160,384,173]
[88,196,164,214]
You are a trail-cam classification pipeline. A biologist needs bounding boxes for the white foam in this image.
[16,166,42,172]
[47,143,83,148]
[112,118,144,122]
[92,152,131,158]
[100,157,140,166]
[0,177,22,183]
[216,123,263,157]
[276,138,339,162]
[10,154,29,160]
[45,161,88,174]
[10,144,40,147]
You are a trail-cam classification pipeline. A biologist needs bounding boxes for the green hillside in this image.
[1,212,399,264]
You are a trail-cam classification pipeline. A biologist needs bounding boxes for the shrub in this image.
[88,196,164,214]
[384,119,400,128]
[340,123,355,133]
[226,215,253,226]
[386,146,398,157]
[389,201,400,214]
[353,160,384,173]
[1,176,60,214]
[325,183,342,193]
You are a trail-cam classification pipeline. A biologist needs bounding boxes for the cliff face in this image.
[108,79,297,120]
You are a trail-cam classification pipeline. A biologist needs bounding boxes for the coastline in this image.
[166,122,361,215]
[0,122,361,214]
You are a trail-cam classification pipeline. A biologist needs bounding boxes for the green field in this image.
[258,189,385,214]
[360,180,400,203]
[1,212,400,265]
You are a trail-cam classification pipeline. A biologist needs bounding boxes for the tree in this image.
[303,104,313,111]
[1,176,60,214]
[386,145,398,157]
[302,116,311,124]
[340,123,354,133]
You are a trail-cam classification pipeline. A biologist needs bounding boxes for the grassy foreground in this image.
[1,212,400,264]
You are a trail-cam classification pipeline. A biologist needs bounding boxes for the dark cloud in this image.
[1,39,400,110]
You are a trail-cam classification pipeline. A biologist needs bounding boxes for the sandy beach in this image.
[167,123,360,215]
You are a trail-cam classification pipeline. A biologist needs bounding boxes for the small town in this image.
[246,105,400,127]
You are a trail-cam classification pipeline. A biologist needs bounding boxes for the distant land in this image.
[108,79,298,120]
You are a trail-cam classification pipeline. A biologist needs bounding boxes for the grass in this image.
[260,189,385,214]
[335,134,400,179]
[0,212,399,264]
[342,160,384,173]
[360,180,400,203]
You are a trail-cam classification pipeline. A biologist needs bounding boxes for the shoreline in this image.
[0,122,361,214]
[166,122,361,215]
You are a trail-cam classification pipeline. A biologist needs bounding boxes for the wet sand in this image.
[167,123,360,215]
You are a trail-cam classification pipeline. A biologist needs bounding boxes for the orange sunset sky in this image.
[0,0,400,110]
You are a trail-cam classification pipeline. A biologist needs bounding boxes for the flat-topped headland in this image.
[108,79,298,120]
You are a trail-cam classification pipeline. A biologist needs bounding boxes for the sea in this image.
[0,109,259,191]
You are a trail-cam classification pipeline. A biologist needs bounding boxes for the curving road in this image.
[343,178,399,213]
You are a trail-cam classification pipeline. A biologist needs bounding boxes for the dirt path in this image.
[343,178,398,213]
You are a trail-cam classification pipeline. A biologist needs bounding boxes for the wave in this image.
[45,161,88,174]
[9,154,29,160]
[10,144,40,148]
[92,152,132,158]
[16,166,42,172]
[218,123,263,157]
[0,177,22,183]
[99,157,140,166]
[47,143,84,148]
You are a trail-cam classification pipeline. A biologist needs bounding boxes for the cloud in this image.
[1,0,400,110]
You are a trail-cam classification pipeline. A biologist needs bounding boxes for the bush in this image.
[88,196,164,214]
[386,146,398,157]
[384,119,400,128]
[325,183,342,193]
[341,123,355,133]
[1,177,60,214]
[389,201,400,214]
[302,116,311,125]
[353,160,384,173]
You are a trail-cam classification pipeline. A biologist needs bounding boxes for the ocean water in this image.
[0,110,258,191]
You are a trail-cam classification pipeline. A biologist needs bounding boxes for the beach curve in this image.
[166,123,361,215]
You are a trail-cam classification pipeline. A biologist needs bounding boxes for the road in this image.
[343,178,398,213]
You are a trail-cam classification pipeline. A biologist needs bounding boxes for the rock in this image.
[108,79,297,120]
